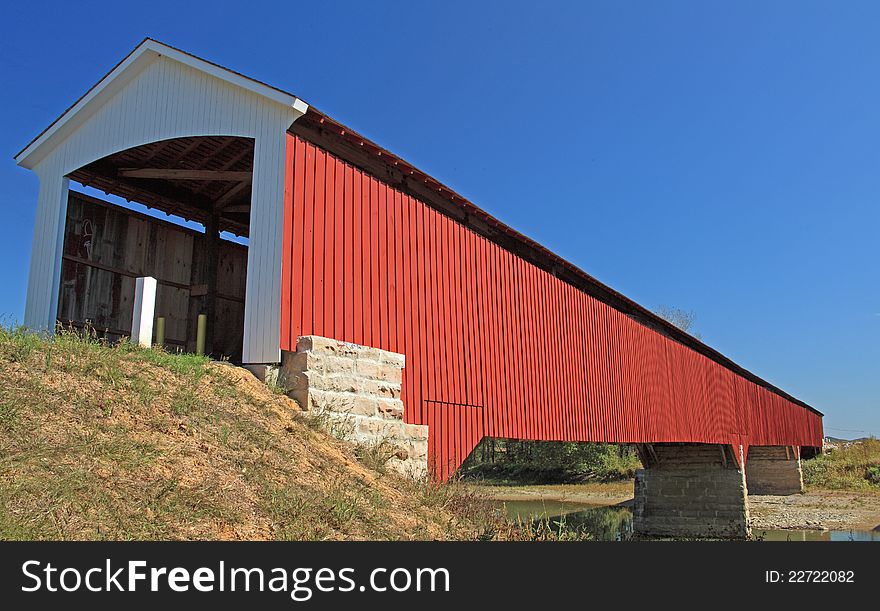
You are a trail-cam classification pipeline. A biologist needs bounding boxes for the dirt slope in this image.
[0,328,488,540]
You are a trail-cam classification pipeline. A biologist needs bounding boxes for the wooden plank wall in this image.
[58,191,247,359]
[280,134,823,480]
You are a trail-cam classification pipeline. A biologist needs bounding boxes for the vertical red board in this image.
[342,164,354,343]
[280,135,294,351]
[312,148,326,337]
[324,153,336,338]
[300,142,315,336]
[334,160,345,340]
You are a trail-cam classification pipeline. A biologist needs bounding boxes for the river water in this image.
[500,499,880,541]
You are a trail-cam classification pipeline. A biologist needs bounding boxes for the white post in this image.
[242,130,287,364]
[131,276,157,347]
[24,170,70,331]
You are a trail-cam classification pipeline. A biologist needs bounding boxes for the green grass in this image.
[510,514,595,541]
[354,441,398,474]
[802,438,880,491]
[461,438,642,485]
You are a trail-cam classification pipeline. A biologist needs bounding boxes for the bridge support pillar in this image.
[279,336,428,478]
[634,443,750,539]
[745,446,803,495]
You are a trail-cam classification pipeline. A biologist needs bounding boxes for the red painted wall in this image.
[280,134,823,480]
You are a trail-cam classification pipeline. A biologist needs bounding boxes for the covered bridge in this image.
[15,39,822,537]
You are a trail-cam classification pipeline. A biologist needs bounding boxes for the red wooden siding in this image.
[280,134,823,480]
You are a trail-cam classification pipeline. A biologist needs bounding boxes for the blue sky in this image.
[1,1,877,437]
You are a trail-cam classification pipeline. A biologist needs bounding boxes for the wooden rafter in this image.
[138,140,175,165]
[68,136,254,237]
[193,145,254,195]
[165,138,206,166]
[216,145,254,171]
[221,204,250,213]
[214,182,252,211]
[118,168,252,181]
[202,136,240,166]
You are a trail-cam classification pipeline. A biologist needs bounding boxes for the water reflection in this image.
[502,499,633,541]
[501,499,879,541]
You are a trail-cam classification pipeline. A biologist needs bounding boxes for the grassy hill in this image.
[803,438,880,490]
[0,326,499,541]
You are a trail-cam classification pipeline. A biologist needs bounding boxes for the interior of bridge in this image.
[60,135,255,360]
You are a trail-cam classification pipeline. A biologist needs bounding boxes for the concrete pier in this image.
[745,446,804,495]
[633,443,750,539]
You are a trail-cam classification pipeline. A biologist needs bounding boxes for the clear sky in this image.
[1,1,877,437]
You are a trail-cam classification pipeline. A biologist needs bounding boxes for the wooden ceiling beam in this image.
[85,160,216,208]
[72,162,251,238]
[214,181,252,211]
[118,168,252,181]
[193,144,255,195]
[221,204,251,213]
